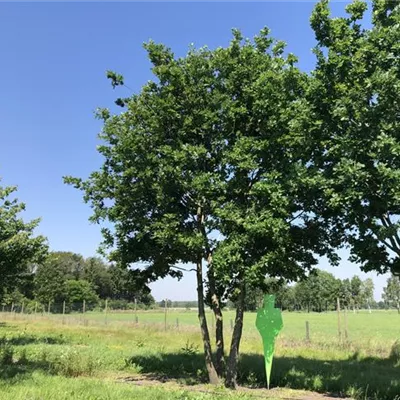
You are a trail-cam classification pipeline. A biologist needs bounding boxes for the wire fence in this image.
[0,300,196,332]
[1,298,396,344]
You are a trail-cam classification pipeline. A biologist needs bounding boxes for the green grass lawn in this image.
[0,311,399,399]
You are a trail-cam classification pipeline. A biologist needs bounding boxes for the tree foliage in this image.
[65,28,340,387]
[383,275,400,313]
[309,0,400,276]
[32,251,155,309]
[0,180,47,298]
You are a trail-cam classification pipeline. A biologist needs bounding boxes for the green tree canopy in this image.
[383,275,400,313]
[295,269,340,312]
[65,28,340,387]
[65,280,99,310]
[0,181,47,299]
[309,0,400,277]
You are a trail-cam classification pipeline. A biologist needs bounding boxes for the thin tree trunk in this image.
[196,258,219,385]
[207,259,225,377]
[225,285,246,389]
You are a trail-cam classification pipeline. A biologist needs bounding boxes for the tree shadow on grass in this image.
[0,334,66,346]
[0,359,53,382]
[127,352,399,399]
[0,322,17,330]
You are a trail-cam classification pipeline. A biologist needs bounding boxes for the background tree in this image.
[338,279,353,309]
[0,180,47,300]
[309,0,400,277]
[383,275,400,313]
[361,278,374,310]
[34,253,68,307]
[350,275,363,311]
[294,270,339,312]
[65,280,99,311]
[83,257,114,299]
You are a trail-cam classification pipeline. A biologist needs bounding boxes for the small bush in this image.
[0,345,14,365]
[51,349,100,377]
[389,340,400,364]
[180,340,199,356]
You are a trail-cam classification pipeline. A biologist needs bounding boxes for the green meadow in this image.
[0,310,399,400]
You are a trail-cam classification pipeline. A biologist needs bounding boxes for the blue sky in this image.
[0,1,388,301]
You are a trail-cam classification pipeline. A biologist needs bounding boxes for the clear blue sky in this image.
[0,1,388,301]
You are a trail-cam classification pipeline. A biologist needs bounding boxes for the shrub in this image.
[51,349,100,377]
[389,340,400,364]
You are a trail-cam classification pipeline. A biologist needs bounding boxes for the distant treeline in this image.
[243,270,400,313]
[1,251,156,312]
[159,269,400,314]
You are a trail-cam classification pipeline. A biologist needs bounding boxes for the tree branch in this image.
[288,210,305,224]
[171,265,196,273]
[380,216,400,254]
[384,213,400,249]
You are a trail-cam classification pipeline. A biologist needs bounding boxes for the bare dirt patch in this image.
[117,374,350,400]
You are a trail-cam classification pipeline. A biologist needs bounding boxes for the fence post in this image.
[337,297,342,342]
[164,298,167,331]
[305,321,310,342]
[176,318,179,329]
[344,307,348,340]
[34,301,38,315]
[48,300,51,315]
[21,301,25,315]
[134,298,137,324]
[83,300,88,326]
[105,299,108,325]
[230,319,233,331]
[62,301,66,325]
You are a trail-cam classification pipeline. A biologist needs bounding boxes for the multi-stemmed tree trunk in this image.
[225,285,246,388]
[196,257,219,384]
[206,254,225,377]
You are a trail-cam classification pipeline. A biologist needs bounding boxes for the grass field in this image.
[0,310,399,400]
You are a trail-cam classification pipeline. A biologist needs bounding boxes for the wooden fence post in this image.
[134,298,137,324]
[337,297,342,342]
[105,299,108,325]
[62,301,66,325]
[344,307,348,340]
[164,298,167,331]
[305,321,310,342]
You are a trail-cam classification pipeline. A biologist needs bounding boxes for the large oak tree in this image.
[66,29,338,387]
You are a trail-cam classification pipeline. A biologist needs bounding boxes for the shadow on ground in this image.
[0,358,53,381]
[128,351,399,399]
[0,322,69,384]
[0,334,65,346]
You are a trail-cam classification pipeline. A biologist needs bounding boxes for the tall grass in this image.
[0,312,399,399]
